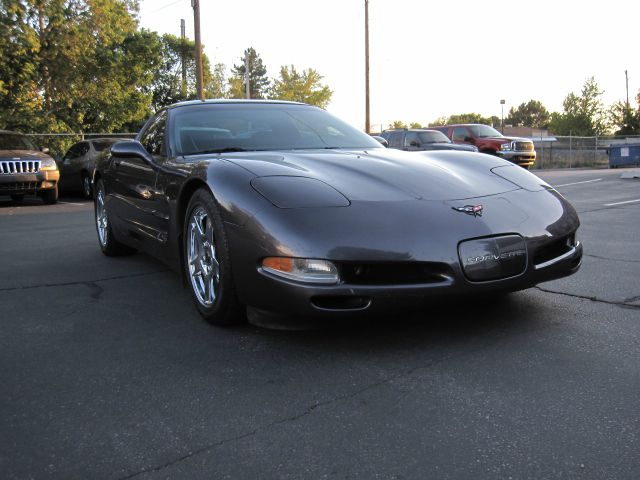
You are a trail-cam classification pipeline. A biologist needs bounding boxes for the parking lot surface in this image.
[1,168,639,479]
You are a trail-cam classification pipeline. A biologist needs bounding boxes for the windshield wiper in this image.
[190,147,249,154]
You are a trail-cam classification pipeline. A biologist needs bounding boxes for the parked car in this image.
[380,128,478,152]
[0,130,60,204]
[429,124,536,168]
[59,138,122,198]
[94,100,582,326]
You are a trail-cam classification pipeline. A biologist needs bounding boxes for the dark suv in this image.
[0,130,60,204]
[380,128,478,152]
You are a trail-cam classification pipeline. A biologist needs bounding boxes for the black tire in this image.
[94,179,136,256]
[81,172,92,199]
[184,188,245,326]
[41,186,58,205]
[11,194,24,202]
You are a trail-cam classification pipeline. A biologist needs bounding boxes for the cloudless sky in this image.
[139,0,638,130]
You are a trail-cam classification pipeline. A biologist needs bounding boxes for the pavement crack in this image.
[0,270,167,293]
[584,253,640,264]
[535,286,640,310]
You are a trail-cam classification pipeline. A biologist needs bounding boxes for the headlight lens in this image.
[500,142,512,151]
[40,158,58,171]
[262,257,339,284]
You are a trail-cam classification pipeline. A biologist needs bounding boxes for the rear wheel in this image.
[41,186,58,205]
[184,188,245,325]
[94,179,136,256]
[81,172,92,199]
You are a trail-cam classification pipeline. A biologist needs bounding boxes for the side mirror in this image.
[409,141,420,148]
[464,136,474,143]
[40,147,50,154]
[371,136,389,148]
[110,140,153,163]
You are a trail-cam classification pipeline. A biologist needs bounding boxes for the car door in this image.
[112,111,169,251]
[60,141,89,190]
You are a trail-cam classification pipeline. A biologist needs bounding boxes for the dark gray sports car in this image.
[94,100,582,325]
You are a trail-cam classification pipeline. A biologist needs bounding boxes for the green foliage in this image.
[430,113,492,126]
[389,120,407,129]
[505,99,550,128]
[270,65,332,108]
[229,47,270,99]
[608,100,640,136]
[549,77,609,136]
[409,122,423,129]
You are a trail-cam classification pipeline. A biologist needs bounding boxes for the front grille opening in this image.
[339,262,452,286]
[311,295,370,311]
[0,181,39,191]
[534,235,574,266]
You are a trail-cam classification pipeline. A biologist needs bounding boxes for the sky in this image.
[138,0,639,131]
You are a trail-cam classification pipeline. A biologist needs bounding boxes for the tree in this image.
[505,100,550,128]
[149,33,223,111]
[609,100,640,136]
[389,120,407,129]
[0,0,154,137]
[270,65,332,108]
[549,77,609,136]
[430,113,492,126]
[229,47,270,99]
[409,122,423,129]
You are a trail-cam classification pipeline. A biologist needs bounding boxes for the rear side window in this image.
[388,132,403,148]
[452,127,470,142]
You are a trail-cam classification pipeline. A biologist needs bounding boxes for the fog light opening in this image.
[262,257,339,284]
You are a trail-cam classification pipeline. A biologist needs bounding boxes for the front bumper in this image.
[238,240,582,318]
[0,170,59,195]
[497,151,536,168]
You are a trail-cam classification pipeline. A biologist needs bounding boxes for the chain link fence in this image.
[532,135,640,170]
[25,132,136,161]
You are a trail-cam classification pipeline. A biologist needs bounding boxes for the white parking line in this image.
[604,198,640,207]
[58,201,87,206]
[554,178,602,188]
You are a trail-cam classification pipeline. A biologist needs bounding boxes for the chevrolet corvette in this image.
[93,100,582,325]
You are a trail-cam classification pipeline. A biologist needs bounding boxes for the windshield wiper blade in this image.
[192,147,248,154]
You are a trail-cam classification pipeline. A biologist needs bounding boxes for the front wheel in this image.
[184,188,245,325]
[41,186,58,204]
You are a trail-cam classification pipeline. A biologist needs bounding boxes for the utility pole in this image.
[180,19,187,97]
[625,70,629,106]
[500,99,505,134]
[364,0,370,134]
[244,50,251,99]
[191,0,204,100]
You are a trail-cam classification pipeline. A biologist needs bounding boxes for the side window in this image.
[452,127,470,143]
[404,132,420,148]
[139,111,167,156]
[79,142,90,156]
[388,132,403,148]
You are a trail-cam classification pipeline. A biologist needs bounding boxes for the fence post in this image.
[595,134,598,164]
[569,132,572,168]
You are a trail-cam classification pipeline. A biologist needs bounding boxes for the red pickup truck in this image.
[429,124,536,169]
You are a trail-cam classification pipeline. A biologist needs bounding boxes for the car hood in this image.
[425,143,477,151]
[224,148,521,202]
[481,136,533,143]
[0,149,51,160]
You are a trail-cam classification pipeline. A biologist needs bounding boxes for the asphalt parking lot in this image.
[1,168,639,479]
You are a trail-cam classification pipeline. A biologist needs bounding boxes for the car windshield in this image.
[93,139,120,151]
[469,125,503,138]
[418,131,451,144]
[0,133,37,150]
[171,103,382,156]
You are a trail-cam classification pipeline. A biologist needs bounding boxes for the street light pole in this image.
[500,99,505,134]
[191,0,204,101]
[364,0,370,134]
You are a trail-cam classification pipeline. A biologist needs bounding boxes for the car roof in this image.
[166,99,310,110]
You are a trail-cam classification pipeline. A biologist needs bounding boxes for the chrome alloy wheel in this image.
[187,206,221,307]
[96,187,108,247]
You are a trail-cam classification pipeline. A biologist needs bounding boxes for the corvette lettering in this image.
[466,250,527,264]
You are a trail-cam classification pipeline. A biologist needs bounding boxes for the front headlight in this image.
[262,257,340,284]
[40,158,58,171]
[500,142,512,151]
